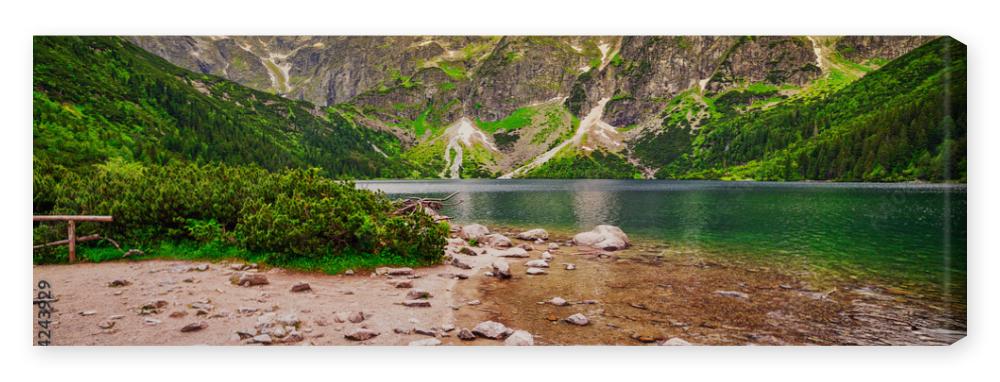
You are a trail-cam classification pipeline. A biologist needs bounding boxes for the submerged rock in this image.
[460,224,490,241]
[516,229,549,241]
[572,225,630,250]
[504,330,535,346]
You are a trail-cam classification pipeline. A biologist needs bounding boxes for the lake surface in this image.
[358,179,966,300]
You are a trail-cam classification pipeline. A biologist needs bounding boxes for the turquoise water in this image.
[358,180,966,298]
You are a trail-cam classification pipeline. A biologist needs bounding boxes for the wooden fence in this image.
[33,215,113,262]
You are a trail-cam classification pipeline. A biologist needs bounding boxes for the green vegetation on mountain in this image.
[523,149,641,179]
[33,36,422,178]
[638,36,966,182]
[33,36,446,271]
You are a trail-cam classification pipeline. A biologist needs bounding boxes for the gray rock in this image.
[548,243,560,250]
[491,260,511,279]
[524,259,549,268]
[389,279,413,288]
[450,257,472,270]
[548,297,568,306]
[472,321,512,339]
[290,282,312,292]
[504,330,534,346]
[97,320,115,329]
[386,267,414,276]
[230,272,269,286]
[564,263,577,270]
[660,337,693,346]
[402,300,432,307]
[252,334,273,344]
[79,310,97,316]
[276,314,300,327]
[458,329,476,341]
[460,224,490,241]
[143,318,162,325]
[565,313,590,326]
[458,247,478,256]
[406,289,432,300]
[180,321,208,332]
[526,267,547,275]
[482,233,514,248]
[541,251,554,261]
[441,323,456,332]
[572,225,630,250]
[715,290,750,300]
[466,300,482,305]
[107,279,131,288]
[344,328,380,341]
[516,228,549,241]
[490,247,530,258]
[409,338,442,346]
[347,311,365,324]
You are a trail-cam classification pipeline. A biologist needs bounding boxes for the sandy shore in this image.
[32,228,966,346]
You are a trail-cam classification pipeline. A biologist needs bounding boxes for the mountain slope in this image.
[33,36,428,178]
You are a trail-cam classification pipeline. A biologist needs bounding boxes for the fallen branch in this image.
[33,234,121,250]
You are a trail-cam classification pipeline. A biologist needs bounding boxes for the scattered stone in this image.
[230,272,269,287]
[447,237,468,247]
[344,269,355,275]
[659,337,693,346]
[406,289,432,300]
[169,311,189,318]
[517,243,534,251]
[490,247,530,258]
[526,267,547,275]
[386,267,415,276]
[97,320,115,329]
[394,327,413,335]
[252,334,273,344]
[144,318,162,326]
[457,329,476,341]
[548,297,568,306]
[504,330,534,346]
[524,259,549,268]
[491,260,511,279]
[441,324,456,332]
[541,251,554,261]
[484,272,494,277]
[459,224,490,241]
[276,314,300,327]
[548,243,560,250]
[472,321,512,339]
[344,328,379,341]
[414,327,437,336]
[450,257,472,270]
[79,310,97,316]
[402,300,432,308]
[409,338,442,346]
[534,239,545,244]
[108,315,125,320]
[546,314,559,322]
[237,307,259,315]
[348,311,365,324]
[631,333,661,343]
[191,264,210,272]
[565,313,590,326]
[107,279,131,288]
[290,282,311,292]
[481,233,513,248]
[139,300,169,315]
[458,247,478,256]
[181,322,208,332]
[572,225,630,250]
[715,290,750,300]
[516,228,549,241]
[466,300,482,306]
[389,279,413,288]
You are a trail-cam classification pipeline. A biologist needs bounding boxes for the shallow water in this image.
[359,179,966,304]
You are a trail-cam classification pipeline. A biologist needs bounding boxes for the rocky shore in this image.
[32,223,965,346]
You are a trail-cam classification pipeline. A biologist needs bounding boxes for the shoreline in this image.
[32,224,966,346]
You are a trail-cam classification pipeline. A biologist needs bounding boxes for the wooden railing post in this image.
[67,220,76,262]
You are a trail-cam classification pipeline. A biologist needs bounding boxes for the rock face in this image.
[504,330,535,346]
[460,224,490,241]
[472,321,512,339]
[572,225,630,250]
[516,229,549,241]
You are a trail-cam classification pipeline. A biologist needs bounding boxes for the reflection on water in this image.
[358,179,966,298]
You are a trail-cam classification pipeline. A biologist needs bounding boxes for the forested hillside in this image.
[33,36,427,178]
